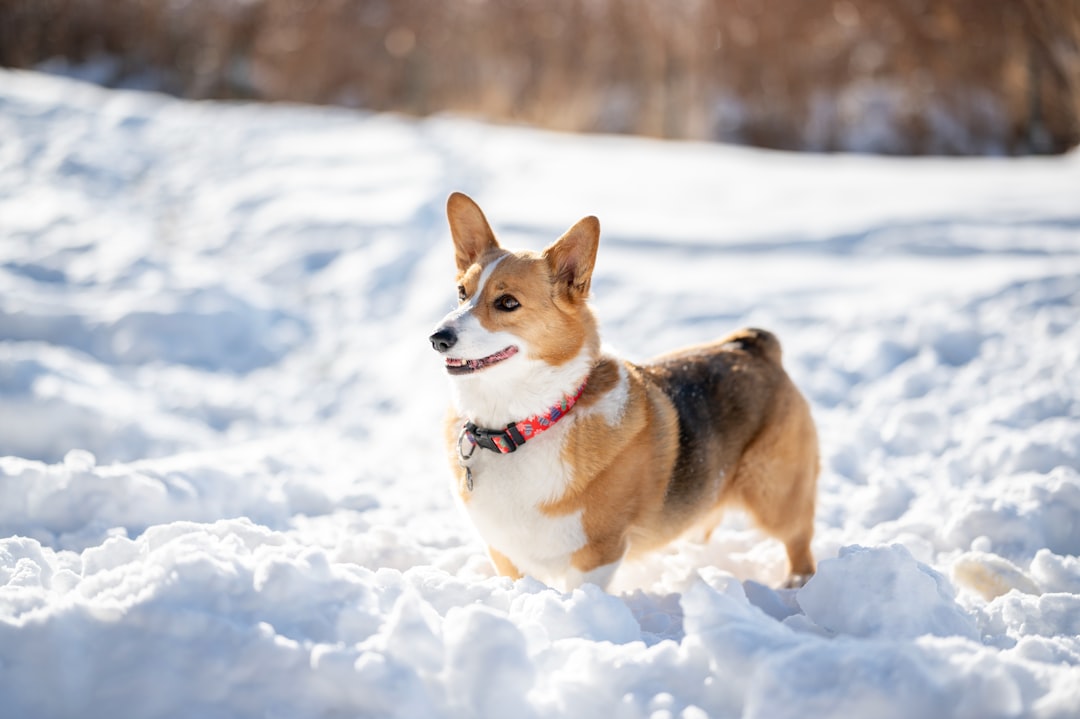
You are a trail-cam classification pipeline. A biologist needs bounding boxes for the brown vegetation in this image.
[1,0,1077,154]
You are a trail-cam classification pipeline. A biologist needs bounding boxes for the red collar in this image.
[460,379,588,455]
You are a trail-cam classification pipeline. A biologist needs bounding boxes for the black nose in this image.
[429,327,458,353]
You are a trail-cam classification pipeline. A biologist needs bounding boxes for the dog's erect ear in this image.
[447,192,500,273]
[543,215,599,301]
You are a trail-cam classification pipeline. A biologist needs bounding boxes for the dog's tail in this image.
[725,327,783,365]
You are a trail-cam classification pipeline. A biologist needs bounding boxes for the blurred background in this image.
[2,0,1078,155]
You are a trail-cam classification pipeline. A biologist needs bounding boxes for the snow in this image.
[2,67,1079,718]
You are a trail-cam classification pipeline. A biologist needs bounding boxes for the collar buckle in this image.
[465,422,524,454]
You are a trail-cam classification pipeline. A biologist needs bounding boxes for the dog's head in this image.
[430,193,600,411]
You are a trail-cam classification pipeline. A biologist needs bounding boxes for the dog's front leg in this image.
[488,546,523,580]
[563,537,627,592]
[562,560,622,592]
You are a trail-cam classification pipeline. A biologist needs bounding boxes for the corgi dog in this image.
[430,192,819,591]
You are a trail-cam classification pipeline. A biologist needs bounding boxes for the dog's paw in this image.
[781,572,813,589]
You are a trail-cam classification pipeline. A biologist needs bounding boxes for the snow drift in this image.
[1,69,1079,718]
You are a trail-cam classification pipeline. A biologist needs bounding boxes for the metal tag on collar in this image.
[457,426,477,463]
[456,427,476,492]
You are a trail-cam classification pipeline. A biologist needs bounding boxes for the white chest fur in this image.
[457,419,586,586]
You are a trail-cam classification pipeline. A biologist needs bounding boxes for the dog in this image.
[430,192,819,591]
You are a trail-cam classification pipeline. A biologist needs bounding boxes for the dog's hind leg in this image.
[778,527,815,588]
[732,389,819,587]
[742,472,817,587]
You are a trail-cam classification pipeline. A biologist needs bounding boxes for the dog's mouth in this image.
[445,345,519,375]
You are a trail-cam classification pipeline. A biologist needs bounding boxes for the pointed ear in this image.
[447,192,500,273]
[543,215,600,300]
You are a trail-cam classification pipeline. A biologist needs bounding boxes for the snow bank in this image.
[1,69,1079,718]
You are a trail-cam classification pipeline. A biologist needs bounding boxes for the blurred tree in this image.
[1,0,1077,154]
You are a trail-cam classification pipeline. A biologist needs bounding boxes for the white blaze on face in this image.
[437,256,521,363]
[458,255,505,318]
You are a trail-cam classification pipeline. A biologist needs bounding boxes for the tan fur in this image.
[488,547,524,580]
[436,193,819,589]
[550,335,820,584]
[464,252,599,366]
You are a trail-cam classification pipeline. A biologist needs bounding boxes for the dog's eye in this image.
[457,285,467,301]
[494,294,520,312]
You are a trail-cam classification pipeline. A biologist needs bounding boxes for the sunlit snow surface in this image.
[2,69,1080,718]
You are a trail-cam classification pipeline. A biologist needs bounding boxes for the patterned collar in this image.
[460,379,589,456]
